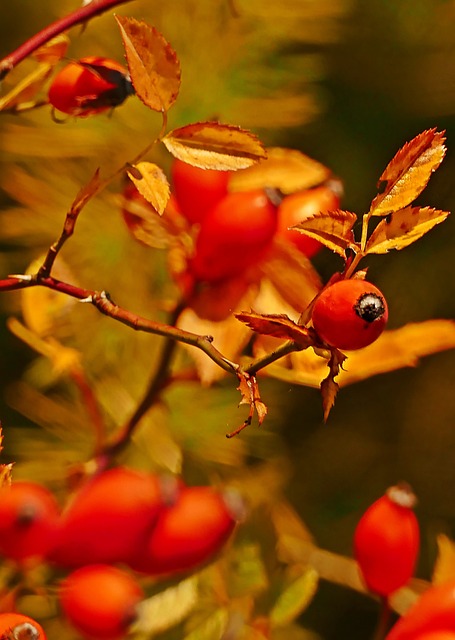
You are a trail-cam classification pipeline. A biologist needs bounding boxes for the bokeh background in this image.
[1,1,455,638]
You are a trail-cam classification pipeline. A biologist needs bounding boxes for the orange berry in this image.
[0,482,60,563]
[59,564,143,639]
[312,278,388,350]
[0,613,46,640]
[48,56,133,117]
[354,484,419,597]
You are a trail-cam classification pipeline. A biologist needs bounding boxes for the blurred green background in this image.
[1,1,455,638]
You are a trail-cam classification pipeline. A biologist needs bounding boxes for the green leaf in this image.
[270,568,319,627]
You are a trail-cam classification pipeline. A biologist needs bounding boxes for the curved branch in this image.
[0,0,137,80]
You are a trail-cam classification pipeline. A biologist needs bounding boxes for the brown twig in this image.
[0,0,137,81]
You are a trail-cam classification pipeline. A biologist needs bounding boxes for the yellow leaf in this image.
[115,16,181,112]
[229,147,332,194]
[292,210,358,257]
[432,534,455,586]
[162,122,267,170]
[183,608,229,640]
[132,577,198,635]
[126,162,170,215]
[270,568,319,627]
[366,206,450,254]
[0,64,53,112]
[32,34,70,65]
[259,240,322,313]
[369,129,446,216]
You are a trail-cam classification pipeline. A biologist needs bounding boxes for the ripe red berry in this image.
[311,278,388,350]
[130,485,239,576]
[277,185,340,258]
[48,56,133,117]
[0,613,47,640]
[354,484,419,597]
[49,467,164,568]
[191,189,277,283]
[0,481,60,563]
[59,564,143,640]
[385,580,455,639]
[171,159,231,225]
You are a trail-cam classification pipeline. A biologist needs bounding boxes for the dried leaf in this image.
[270,568,319,627]
[33,34,70,65]
[132,577,198,635]
[365,206,450,254]
[292,210,358,257]
[126,162,170,215]
[432,534,455,586]
[0,465,13,489]
[0,64,53,112]
[229,372,268,437]
[229,147,332,194]
[70,168,102,216]
[369,129,446,216]
[259,239,322,312]
[115,16,181,112]
[320,349,346,421]
[235,311,313,347]
[162,122,266,170]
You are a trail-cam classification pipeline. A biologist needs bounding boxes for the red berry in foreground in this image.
[171,159,231,225]
[49,467,164,568]
[130,485,238,576]
[0,613,46,640]
[354,484,419,597]
[59,564,143,640]
[0,482,60,563]
[277,185,341,258]
[312,278,388,350]
[191,189,277,283]
[386,580,455,639]
[48,56,133,117]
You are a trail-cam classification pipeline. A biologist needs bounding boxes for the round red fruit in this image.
[277,185,340,258]
[131,485,238,576]
[0,613,46,640]
[191,189,277,283]
[386,580,455,640]
[171,159,231,225]
[48,56,133,117]
[312,278,388,350]
[0,481,60,563]
[59,564,143,640]
[354,484,419,597]
[49,467,164,568]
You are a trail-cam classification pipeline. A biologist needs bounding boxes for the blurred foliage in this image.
[0,0,455,639]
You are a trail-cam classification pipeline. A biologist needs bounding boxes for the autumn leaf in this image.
[115,16,181,112]
[235,311,313,347]
[369,129,446,217]
[126,162,170,215]
[0,64,53,112]
[270,568,319,627]
[228,372,268,438]
[33,34,70,65]
[320,348,346,421]
[432,535,455,586]
[162,122,267,170]
[229,146,333,194]
[291,210,358,257]
[365,206,450,254]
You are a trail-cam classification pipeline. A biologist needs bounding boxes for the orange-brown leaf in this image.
[320,349,346,421]
[292,210,357,257]
[369,129,446,216]
[162,122,266,170]
[365,206,450,254]
[235,311,313,347]
[126,162,170,216]
[432,535,455,586]
[115,16,181,112]
[33,34,70,65]
[236,373,268,427]
[229,146,332,194]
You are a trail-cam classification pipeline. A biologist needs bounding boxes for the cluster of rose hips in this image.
[354,484,455,639]
[0,469,241,639]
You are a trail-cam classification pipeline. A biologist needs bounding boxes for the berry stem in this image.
[0,0,137,81]
[372,596,392,640]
